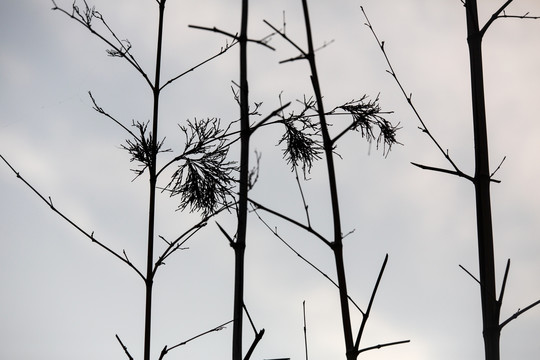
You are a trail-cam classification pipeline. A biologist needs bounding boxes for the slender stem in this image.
[465,1,499,359]
[300,0,354,358]
[143,2,166,360]
[232,0,250,359]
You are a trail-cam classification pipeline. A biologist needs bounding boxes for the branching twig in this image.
[248,198,331,247]
[361,6,471,181]
[89,91,137,137]
[158,320,233,360]
[250,205,364,314]
[0,154,145,280]
[188,24,275,51]
[500,299,540,330]
[51,0,152,88]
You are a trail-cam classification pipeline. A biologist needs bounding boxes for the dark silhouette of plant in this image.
[245,1,408,359]
[1,1,243,359]
[362,2,540,360]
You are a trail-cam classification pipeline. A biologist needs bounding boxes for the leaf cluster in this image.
[122,120,169,178]
[278,98,322,174]
[166,117,237,217]
[338,95,400,156]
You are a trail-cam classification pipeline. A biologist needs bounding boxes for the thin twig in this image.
[500,299,540,330]
[0,154,145,280]
[115,334,134,360]
[459,264,481,285]
[294,167,312,228]
[188,24,275,51]
[497,259,511,306]
[251,205,364,314]
[303,300,309,360]
[480,0,514,37]
[51,1,153,88]
[89,91,137,137]
[160,39,239,90]
[354,254,388,350]
[248,198,331,247]
[356,339,411,355]
[361,6,471,181]
[158,320,233,359]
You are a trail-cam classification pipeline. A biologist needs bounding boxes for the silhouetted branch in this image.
[158,320,233,360]
[459,264,481,285]
[362,6,470,180]
[411,162,475,182]
[294,167,312,227]
[497,259,511,307]
[51,0,152,88]
[88,91,136,137]
[263,19,307,60]
[249,198,331,247]
[242,303,265,360]
[0,154,145,280]
[188,24,275,51]
[160,39,239,91]
[490,156,506,180]
[250,102,292,134]
[153,205,232,275]
[500,299,540,330]
[250,205,364,314]
[216,221,236,248]
[115,334,134,360]
[479,0,514,36]
[354,254,388,350]
[356,339,411,355]
[303,301,309,360]
[244,329,265,360]
[498,10,540,20]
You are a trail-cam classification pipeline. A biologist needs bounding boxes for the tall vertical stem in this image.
[143,2,166,360]
[232,0,250,359]
[465,1,499,359]
[300,1,354,358]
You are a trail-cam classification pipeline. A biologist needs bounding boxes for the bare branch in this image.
[480,0,514,36]
[248,198,331,247]
[498,259,511,307]
[500,299,540,330]
[303,301,309,360]
[459,264,481,285]
[160,39,239,91]
[51,1,152,88]
[0,154,145,280]
[263,19,306,58]
[411,162,475,182]
[354,254,388,350]
[251,205,364,314]
[490,155,506,180]
[158,320,233,359]
[361,6,470,179]
[356,339,411,355]
[188,24,275,51]
[115,334,134,360]
[89,91,136,137]
[244,328,265,360]
[216,221,236,248]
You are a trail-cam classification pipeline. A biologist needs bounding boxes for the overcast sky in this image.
[1,1,540,359]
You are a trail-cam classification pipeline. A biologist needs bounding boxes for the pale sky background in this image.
[1,1,540,359]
